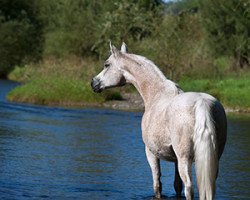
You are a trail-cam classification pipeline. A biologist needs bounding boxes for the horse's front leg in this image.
[174,162,183,196]
[145,147,162,199]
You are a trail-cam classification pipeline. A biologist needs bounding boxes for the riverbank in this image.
[6,60,250,113]
[6,86,250,113]
[6,59,135,109]
[102,91,250,113]
[7,78,250,113]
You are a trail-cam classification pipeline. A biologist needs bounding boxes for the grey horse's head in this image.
[91,42,128,93]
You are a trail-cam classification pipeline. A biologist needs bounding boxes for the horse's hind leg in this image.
[174,162,183,196]
[145,147,162,198]
[177,158,194,200]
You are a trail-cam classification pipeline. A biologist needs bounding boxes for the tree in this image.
[200,0,250,69]
[40,0,163,59]
[0,0,44,78]
[92,0,164,58]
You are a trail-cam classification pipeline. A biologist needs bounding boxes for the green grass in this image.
[8,75,250,110]
[7,76,105,106]
[7,59,124,107]
[179,76,250,109]
[7,59,250,111]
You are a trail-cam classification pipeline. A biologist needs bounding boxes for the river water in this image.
[0,80,249,200]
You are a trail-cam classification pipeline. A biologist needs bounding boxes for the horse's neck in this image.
[123,54,182,109]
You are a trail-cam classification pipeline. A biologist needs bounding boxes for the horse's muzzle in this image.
[91,78,103,93]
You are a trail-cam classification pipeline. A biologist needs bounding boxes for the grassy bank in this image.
[179,76,250,111]
[7,76,105,106]
[7,58,122,107]
[7,58,250,112]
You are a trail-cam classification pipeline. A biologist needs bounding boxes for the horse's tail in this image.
[193,98,218,200]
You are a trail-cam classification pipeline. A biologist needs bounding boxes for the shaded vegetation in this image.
[1,0,249,77]
[0,0,44,78]
[1,0,250,109]
[200,0,250,69]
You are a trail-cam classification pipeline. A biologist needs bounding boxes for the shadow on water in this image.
[0,80,249,199]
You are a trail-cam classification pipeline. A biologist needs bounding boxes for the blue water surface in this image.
[0,80,249,199]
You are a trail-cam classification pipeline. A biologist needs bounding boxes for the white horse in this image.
[91,43,227,200]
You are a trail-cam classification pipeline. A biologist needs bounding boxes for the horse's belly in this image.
[147,143,177,162]
[142,130,177,161]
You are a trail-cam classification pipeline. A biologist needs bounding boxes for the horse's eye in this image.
[104,63,110,68]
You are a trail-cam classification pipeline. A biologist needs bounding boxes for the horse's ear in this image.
[109,41,119,56]
[121,42,128,53]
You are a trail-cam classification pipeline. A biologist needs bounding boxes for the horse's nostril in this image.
[91,79,95,88]
[91,78,98,87]
[91,78,103,93]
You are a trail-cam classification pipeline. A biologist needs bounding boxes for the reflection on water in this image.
[0,80,249,199]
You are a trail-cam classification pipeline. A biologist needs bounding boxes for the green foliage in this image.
[2,0,250,110]
[92,0,163,58]
[41,0,98,57]
[0,0,44,77]
[7,65,30,82]
[1,0,249,78]
[133,12,207,80]
[199,0,250,69]
[39,0,163,59]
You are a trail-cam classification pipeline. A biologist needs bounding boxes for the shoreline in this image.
[6,70,250,114]
[7,91,250,114]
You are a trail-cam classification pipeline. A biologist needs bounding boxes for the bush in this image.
[92,0,163,59]
[132,12,210,80]
[40,0,163,59]
[199,0,250,69]
[0,0,44,78]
